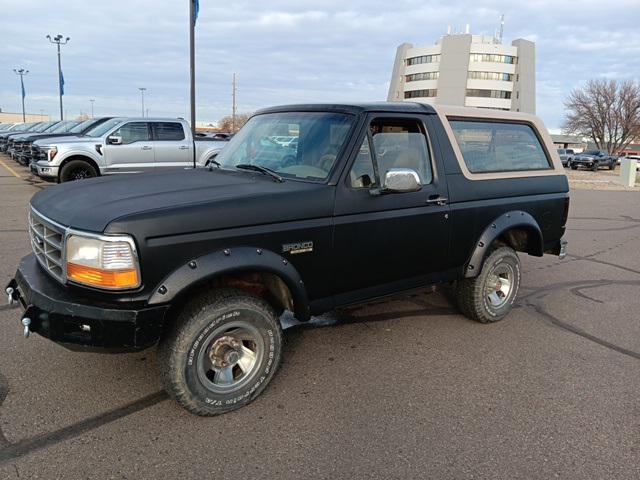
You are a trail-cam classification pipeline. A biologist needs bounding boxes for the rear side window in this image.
[154,122,185,141]
[449,120,551,173]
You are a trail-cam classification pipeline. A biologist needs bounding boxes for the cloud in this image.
[0,0,638,129]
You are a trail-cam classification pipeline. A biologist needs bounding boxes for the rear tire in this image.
[609,161,615,170]
[456,247,521,323]
[571,164,578,170]
[158,288,283,416]
[59,160,97,182]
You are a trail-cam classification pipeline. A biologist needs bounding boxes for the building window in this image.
[449,120,552,173]
[404,89,438,99]
[406,54,440,66]
[405,72,439,82]
[466,89,512,99]
[469,53,517,64]
[467,71,513,81]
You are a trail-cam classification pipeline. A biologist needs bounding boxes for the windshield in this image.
[582,150,601,155]
[36,122,59,133]
[50,121,78,133]
[69,118,100,134]
[216,112,355,181]
[84,118,124,137]
[24,123,44,132]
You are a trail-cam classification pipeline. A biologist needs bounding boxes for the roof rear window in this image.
[449,120,552,173]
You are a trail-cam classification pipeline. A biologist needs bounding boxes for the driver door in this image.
[103,122,154,173]
[332,114,451,305]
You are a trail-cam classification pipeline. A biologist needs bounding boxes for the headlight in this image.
[65,234,140,290]
[48,146,58,161]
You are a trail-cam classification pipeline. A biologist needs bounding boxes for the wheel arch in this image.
[464,211,543,278]
[58,154,101,181]
[148,246,311,322]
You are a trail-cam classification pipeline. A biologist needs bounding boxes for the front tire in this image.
[158,289,283,416]
[456,246,521,323]
[59,160,97,182]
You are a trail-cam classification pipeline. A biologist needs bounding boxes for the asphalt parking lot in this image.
[0,156,639,479]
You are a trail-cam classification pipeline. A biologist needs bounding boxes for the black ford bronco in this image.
[7,103,569,416]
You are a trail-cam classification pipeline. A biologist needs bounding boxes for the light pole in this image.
[89,99,95,118]
[138,88,146,117]
[46,34,70,121]
[13,68,29,122]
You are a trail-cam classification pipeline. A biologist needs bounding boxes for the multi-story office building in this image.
[387,31,535,113]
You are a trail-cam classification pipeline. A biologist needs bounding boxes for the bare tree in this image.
[217,112,252,133]
[564,79,640,154]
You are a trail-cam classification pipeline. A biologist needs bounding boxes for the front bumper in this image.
[34,161,59,179]
[7,254,169,352]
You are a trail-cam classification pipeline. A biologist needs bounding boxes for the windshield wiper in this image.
[235,164,284,182]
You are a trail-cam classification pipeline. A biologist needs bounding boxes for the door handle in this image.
[141,146,152,150]
[178,145,189,150]
[426,195,448,206]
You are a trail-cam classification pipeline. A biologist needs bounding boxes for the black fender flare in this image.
[464,211,543,278]
[148,246,311,321]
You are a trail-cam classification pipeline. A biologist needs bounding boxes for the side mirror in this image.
[106,135,122,145]
[382,168,421,193]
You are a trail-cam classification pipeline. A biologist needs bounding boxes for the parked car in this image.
[7,103,568,416]
[571,150,616,171]
[557,148,575,167]
[31,117,228,182]
[0,122,45,152]
[5,121,62,157]
[9,121,77,163]
[16,117,114,166]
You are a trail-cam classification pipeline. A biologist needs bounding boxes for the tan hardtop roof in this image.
[432,104,540,123]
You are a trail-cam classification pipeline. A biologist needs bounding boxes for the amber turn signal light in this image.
[67,263,139,289]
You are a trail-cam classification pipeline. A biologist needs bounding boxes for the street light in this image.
[138,88,146,117]
[13,68,29,122]
[89,99,95,118]
[46,34,70,121]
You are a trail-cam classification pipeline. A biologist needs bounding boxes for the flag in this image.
[21,80,25,99]
[60,70,65,96]
[193,0,199,24]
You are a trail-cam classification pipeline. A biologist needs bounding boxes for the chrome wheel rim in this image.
[484,263,514,308]
[196,320,264,394]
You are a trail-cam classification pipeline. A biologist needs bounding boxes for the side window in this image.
[349,137,376,188]
[111,122,150,144]
[154,122,185,141]
[370,118,433,185]
[449,120,551,173]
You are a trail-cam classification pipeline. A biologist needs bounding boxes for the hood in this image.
[1,131,30,140]
[34,136,94,147]
[20,132,78,143]
[31,168,333,236]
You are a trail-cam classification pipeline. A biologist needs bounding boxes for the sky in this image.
[1,0,639,130]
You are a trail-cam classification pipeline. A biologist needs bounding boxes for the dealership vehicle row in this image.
[0,117,229,182]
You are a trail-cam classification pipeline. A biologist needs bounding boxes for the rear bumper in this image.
[7,254,169,352]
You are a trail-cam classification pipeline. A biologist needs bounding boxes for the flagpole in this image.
[14,69,29,122]
[189,0,197,169]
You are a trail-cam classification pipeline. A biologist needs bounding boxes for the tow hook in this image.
[5,287,14,305]
[21,318,31,338]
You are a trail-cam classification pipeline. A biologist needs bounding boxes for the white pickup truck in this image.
[31,117,228,182]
